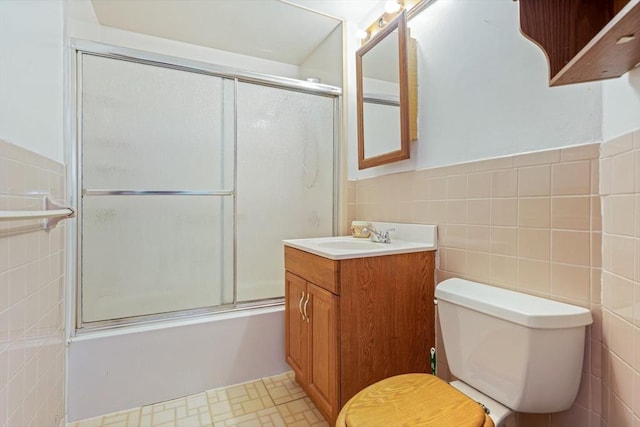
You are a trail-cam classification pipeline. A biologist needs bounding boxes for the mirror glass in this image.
[356,11,410,169]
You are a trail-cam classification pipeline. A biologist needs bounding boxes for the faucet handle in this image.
[383,228,395,238]
[372,227,395,243]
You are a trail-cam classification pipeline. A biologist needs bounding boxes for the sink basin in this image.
[283,234,436,260]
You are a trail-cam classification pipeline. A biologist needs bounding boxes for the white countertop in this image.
[283,223,437,260]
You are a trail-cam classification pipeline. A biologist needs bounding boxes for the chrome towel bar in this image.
[0,197,75,231]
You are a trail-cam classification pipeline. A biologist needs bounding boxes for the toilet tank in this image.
[435,278,592,413]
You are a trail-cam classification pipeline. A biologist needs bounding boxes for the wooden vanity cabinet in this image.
[284,246,435,424]
[285,271,339,420]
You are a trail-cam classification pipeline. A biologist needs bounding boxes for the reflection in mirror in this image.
[362,32,400,158]
[357,11,409,170]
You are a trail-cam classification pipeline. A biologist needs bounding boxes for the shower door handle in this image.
[298,291,306,321]
[302,294,310,323]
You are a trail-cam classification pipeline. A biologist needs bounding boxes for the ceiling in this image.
[90,0,385,65]
[285,0,384,23]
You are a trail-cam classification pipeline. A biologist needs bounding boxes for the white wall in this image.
[0,0,65,162]
[603,66,640,139]
[350,0,603,179]
[66,0,300,79]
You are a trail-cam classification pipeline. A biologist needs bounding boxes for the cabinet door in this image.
[285,272,309,384]
[307,283,339,422]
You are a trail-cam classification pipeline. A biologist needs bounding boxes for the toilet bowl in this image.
[335,278,593,427]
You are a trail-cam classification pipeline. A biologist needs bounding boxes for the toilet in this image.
[336,278,593,427]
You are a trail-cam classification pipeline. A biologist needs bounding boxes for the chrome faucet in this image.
[363,226,395,243]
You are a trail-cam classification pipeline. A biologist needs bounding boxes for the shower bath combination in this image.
[66,44,341,420]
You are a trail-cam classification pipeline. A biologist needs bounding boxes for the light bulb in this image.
[356,29,369,40]
[384,0,401,14]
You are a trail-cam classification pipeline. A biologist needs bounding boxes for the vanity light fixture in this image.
[385,0,402,14]
[359,0,432,46]
[356,29,369,40]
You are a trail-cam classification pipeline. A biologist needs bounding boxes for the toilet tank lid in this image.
[435,278,593,329]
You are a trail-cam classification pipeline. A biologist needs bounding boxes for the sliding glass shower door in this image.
[78,52,337,328]
[236,83,335,302]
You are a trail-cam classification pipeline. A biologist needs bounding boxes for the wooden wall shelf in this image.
[520,0,640,86]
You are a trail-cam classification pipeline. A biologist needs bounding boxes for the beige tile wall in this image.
[349,142,602,426]
[600,129,640,427]
[0,139,66,427]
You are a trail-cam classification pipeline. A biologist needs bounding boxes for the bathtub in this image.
[66,305,288,421]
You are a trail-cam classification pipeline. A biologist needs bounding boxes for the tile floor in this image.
[67,372,329,427]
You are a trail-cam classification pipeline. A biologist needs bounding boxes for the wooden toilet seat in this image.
[335,373,494,427]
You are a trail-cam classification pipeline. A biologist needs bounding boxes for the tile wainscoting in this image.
[349,141,608,426]
[0,139,66,427]
[600,130,640,426]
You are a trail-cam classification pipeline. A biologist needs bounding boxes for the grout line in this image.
[260,377,277,408]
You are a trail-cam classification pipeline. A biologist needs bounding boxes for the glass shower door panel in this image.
[80,54,236,324]
[81,54,234,191]
[81,196,234,322]
[236,83,335,301]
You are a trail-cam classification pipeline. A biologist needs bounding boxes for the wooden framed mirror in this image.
[356,10,410,170]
